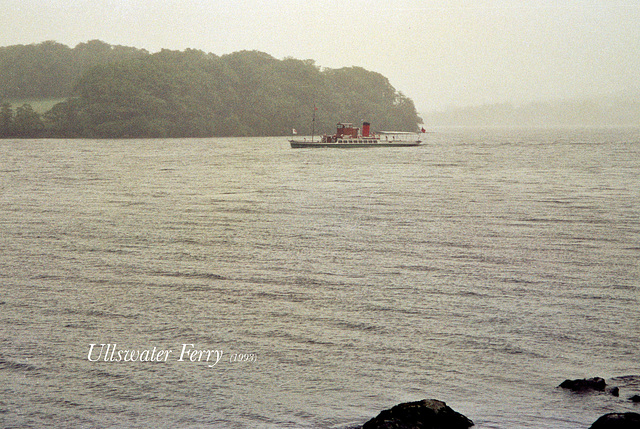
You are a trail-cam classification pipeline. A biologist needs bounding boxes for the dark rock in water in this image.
[629,395,640,403]
[559,377,607,392]
[362,399,474,429]
[589,412,640,429]
[607,386,620,397]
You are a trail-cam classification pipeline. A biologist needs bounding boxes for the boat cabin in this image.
[335,123,359,138]
[324,122,374,142]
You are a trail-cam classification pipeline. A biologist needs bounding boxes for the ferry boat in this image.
[289,122,422,148]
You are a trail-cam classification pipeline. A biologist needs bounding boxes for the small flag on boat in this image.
[421,127,426,133]
[292,128,297,135]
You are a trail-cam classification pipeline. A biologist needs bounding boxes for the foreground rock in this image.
[362,399,474,429]
[589,412,640,429]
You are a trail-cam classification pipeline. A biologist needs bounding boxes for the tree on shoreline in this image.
[14,104,45,136]
[0,102,14,136]
[0,102,45,137]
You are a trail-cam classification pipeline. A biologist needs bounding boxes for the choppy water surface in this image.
[1,128,639,428]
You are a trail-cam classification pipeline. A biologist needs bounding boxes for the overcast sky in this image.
[2,0,639,112]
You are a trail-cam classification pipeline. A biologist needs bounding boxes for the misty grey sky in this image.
[2,0,639,111]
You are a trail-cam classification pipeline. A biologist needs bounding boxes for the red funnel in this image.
[362,122,370,137]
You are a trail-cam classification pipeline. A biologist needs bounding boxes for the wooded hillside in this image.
[0,41,422,138]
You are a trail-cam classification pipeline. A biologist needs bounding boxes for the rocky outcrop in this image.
[559,377,624,397]
[361,399,474,429]
[629,395,640,402]
[559,377,607,392]
[589,412,640,429]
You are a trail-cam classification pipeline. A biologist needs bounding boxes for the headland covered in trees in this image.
[0,40,422,138]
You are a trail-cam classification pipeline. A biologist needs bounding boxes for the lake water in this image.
[1,127,639,428]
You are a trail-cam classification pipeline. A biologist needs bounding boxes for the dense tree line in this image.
[0,40,148,99]
[0,41,422,138]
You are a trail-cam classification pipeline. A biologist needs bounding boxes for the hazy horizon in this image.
[2,1,639,112]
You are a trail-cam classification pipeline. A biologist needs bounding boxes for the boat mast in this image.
[311,104,316,142]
